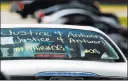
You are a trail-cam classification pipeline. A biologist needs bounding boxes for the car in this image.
[38,7,119,25]
[34,0,101,22]
[10,0,100,18]
[10,0,71,18]
[0,24,127,80]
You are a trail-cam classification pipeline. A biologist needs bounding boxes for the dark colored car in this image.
[10,0,100,18]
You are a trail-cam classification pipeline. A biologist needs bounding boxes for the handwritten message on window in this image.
[1,29,106,54]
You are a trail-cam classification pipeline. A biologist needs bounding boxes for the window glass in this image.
[0,28,123,62]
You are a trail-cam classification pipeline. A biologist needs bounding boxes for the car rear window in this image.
[0,28,124,62]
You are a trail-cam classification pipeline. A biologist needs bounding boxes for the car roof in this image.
[1,24,103,33]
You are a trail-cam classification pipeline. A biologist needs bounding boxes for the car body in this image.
[38,8,118,25]
[34,1,101,22]
[0,24,127,80]
[10,0,70,18]
[10,0,100,18]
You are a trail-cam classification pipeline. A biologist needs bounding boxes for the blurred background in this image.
[1,0,127,27]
